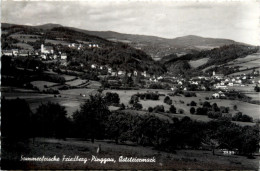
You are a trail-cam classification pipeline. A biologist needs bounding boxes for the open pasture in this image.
[189,58,209,68]
[66,78,88,87]
[45,39,70,46]
[61,74,77,81]
[31,81,58,91]
[86,81,102,89]
[14,42,34,50]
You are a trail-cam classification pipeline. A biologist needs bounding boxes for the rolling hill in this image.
[2,23,245,59]
[2,23,258,77]
[1,23,165,74]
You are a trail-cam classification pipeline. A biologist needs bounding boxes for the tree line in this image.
[2,95,259,157]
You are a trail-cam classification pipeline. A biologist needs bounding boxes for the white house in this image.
[236,80,242,84]
[41,44,54,54]
[107,67,112,73]
[12,49,19,56]
[41,54,47,60]
[228,82,234,86]
[19,50,29,57]
[133,70,138,76]
[61,53,67,60]
[158,76,163,80]
[2,50,13,56]
[111,71,117,76]
[118,70,126,76]
[91,64,97,69]
[212,93,220,98]
[141,71,147,77]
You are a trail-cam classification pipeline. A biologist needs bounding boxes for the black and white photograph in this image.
[1,0,260,169]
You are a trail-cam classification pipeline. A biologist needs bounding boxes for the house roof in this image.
[45,46,53,50]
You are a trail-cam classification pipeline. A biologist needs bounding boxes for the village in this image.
[2,43,260,101]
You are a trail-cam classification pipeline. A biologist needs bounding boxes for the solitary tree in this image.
[35,102,69,139]
[190,107,196,114]
[73,94,110,142]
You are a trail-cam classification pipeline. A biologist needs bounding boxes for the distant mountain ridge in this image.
[1,23,246,59]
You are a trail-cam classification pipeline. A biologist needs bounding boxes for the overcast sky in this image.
[2,0,259,45]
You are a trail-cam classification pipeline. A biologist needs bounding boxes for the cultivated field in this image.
[66,78,88,87]
[45,39,70,46]
[14,42,34,50]
[31,81,58,91]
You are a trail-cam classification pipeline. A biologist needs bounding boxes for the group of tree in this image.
[192,101,252,122]
[232,112,253,122]
[134,92,160,101]
[2,95,259,157]
[104,92,120,105]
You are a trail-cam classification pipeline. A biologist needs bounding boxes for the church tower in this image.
[41,44,44,53]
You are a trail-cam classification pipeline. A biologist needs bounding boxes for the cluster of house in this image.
[90,63,151,78]
[68,43,83,50]
[212,91,226,98]
[67,43,99,50]
[2,44,68,61]
[212,71,260,89]
[40,44,67,60]
[2,49,33,57]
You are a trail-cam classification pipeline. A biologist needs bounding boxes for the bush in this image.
[134,92,159,100]
[190,107,196,114]
[119,103,125,110]
[133,103,143,110]
[232,112,253,122]
[178,109,184,114]
[184,92,196,97]
[203,101,211,108]
[129,95,139,104]
[190,101,197,106]
[196,107,208,115]
[105,92,120,105]
[153,105,165,113]
[170,105,177,114]
[208,111,222,119]
[164,96,172,105]
[148,107,153,113]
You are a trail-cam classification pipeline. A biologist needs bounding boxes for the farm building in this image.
[41,44,54,54]
[2,50,13,56]
[18,50,30,57]
[61,53,67,60]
